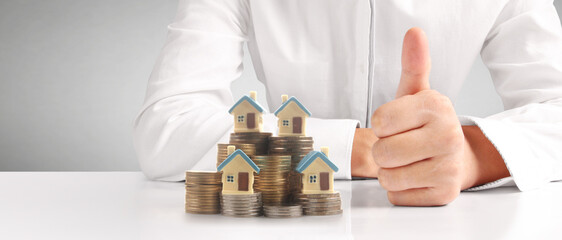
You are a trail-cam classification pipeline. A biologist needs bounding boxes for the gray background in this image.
[1,0,561,171]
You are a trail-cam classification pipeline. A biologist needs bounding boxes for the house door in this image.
[247,113,255,129]
[320,172,329,190]
[238,172,249,191]
[293,117,302,133]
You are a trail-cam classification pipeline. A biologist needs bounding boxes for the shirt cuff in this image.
[463,177,516,192]
[459,116,550,191]
[305,118,360,180]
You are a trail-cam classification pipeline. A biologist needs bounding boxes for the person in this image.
[133,0,562,206]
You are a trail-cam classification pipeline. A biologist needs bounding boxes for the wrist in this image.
[461,126,510,190]
[461,135,479,190]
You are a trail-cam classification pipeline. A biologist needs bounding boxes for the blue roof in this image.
[295,151,338,173]
[217,149,260,173]
[228,95,265,114]
[274,96,311,116]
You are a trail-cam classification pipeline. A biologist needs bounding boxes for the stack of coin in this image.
[263,205,303,218]
[268,136,314,168]
[286,171,303,201]
[297,192,343,216]
[268,136,314,200]
[216,143,256,167]
[185,171,222,214]
[253,155,292,205]
[230,132,272,155]
[220,193,262,217]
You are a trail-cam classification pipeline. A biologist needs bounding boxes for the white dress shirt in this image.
[133,0,562,191]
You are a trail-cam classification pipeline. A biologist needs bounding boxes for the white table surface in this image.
[0,172,561,240]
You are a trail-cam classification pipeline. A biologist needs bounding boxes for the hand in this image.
[351,128,380,178]
[372,28,480,206]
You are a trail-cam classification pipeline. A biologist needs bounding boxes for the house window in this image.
[237,115,244,123]
[282,120,290,126]
[227,175,234,182]
[309,174,317,183]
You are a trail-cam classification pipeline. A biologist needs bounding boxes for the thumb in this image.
[396,27,432,98]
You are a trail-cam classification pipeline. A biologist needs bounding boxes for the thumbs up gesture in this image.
[371,28,468,206]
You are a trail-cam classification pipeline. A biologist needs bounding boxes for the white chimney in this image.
[281,94,289,103]
[227,145,236,156]
[249,91,257,101]
[321,147,329,157]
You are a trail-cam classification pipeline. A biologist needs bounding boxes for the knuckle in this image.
[433,185,460,206]
[435,159,462,184]
[452,129,465,150]
[387,192,400,205]
[451,128,465,147]
[378,169,400,191]
[372,141,393,168]
[442,189,460,205]
[371,143,382,164]
[371,107,389,137]
[422,91,453,113]
[434,126,464,153]
[439,128,463,151]
[377,169,391,189]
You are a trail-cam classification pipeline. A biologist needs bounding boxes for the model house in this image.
[295,147,338,194]
[274,95,311,136]
[217,146,260,194]
[228,91,265,133]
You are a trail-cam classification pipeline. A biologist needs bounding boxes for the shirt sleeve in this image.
[465,0,562,191]
[133,0,361,181]
[133,0,251,181]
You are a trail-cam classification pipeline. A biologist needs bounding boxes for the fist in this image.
[372,28,466,206]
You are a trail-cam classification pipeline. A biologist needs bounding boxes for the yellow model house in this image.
[228,91,265,133]
[217,146,260,195]
[295,147,338,194]
[274,95,311,136]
